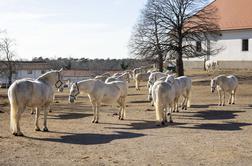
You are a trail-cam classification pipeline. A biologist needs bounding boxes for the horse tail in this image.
[8,83,19,133]
[155,102,162,121]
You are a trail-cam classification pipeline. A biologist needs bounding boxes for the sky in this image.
[0,0,147,60]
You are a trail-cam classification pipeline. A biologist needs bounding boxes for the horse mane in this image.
[36,70,57,81]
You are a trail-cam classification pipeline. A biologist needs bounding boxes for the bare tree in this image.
[128,0,168,72]
[0,37,17,86]
[129,0,221,76]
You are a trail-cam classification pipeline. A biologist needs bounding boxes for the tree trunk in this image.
[176,53,184,76]
[158,54,163,72]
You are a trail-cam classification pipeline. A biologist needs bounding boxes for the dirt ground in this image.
[0,70,252,166]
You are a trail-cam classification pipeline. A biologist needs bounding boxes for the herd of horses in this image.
[7,66,239,136]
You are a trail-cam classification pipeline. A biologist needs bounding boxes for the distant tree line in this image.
[32,57,153,71]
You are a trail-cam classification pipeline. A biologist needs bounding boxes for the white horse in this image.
[105,72,131,83]
[8,69,64,136]
[69,79,128,123]
[134,72,150,90]
[211,75,238,106]
[132,67,148,79]
[152,78,176,125]
[165,75,192,111]
[205,60,219,72]
[148,72,167,88]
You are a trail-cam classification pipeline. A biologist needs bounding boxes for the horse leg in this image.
[228,92,232,104]
[11,106,23,136]
[168,105,173,123]
[135,79,138,90]
[118,97,126,120]
[91,101,96,123]
[48,105,52,113]
[30,107,35,115]
[232,88,237,104]
[34,108,41,131]
[184,96,188,110]
[181,96,185,110]
[176,99,179,112]
[121,97,126,120]
[182,95,188,110]
[117,98,122,120]
[42,105,49,132]
[95,103,100,123]
[218,90,222,106]
[222,91,226,106]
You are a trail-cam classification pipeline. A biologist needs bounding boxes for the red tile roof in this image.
[208,0,252,30]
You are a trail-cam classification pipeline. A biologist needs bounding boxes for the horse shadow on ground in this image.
[127,93,145,96]
[48,112,92,120]
[130,100,150,104]
[102,120,187,130]
[26,131,145,145]
[177,122,252,131]
[190,104,218,109]
[189,110,245,120]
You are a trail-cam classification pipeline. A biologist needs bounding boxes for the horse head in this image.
[210,78,217,93]
[69,82,80,103]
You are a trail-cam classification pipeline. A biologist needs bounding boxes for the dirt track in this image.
[0,70,252,166]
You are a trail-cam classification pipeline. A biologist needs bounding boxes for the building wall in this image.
[0,69,48,85]
[212,29,252,61]
[16,70,48,79]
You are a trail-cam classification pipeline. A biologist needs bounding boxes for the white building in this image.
[0,61,51,86]
[185,0,252,69]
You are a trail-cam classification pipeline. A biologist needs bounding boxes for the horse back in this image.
[9,79,53,107]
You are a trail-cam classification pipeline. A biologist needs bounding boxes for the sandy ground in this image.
[0,70,252,166]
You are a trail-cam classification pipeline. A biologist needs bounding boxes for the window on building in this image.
[242,39,249,51]
[27,70,32,74]
[196,41,202,52]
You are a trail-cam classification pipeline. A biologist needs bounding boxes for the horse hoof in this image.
[31,112,34,115]
[43,127,49,132]
[13,132,24,136]
[232,103,235,105]
[95,121,99,124]
[170,120,174,123]
[167,113,171,116]
[161,121,165,125]
[49,110,52,113]
[35,128,41,131]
